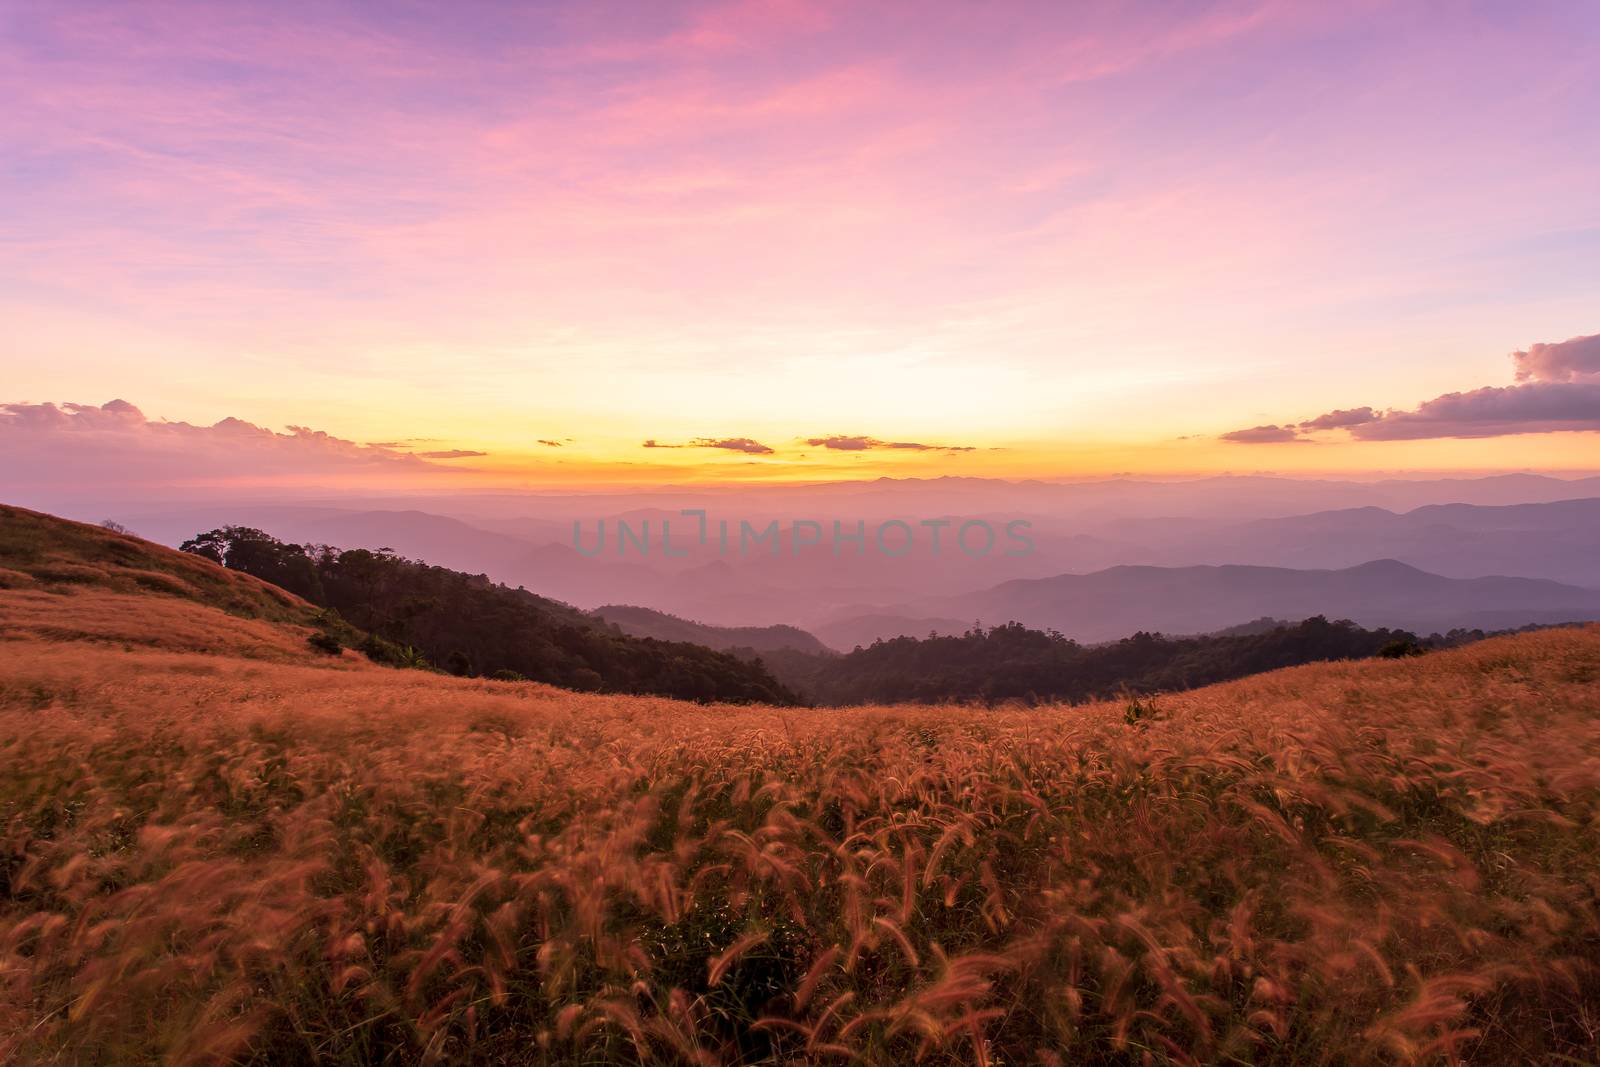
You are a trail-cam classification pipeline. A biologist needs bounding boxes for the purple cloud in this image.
[643,436,774,454]
[0,400,464,489]
[1512,332,1600,383]
[1299,406,1380,431]
[806,434,875,451]
[805,434,975,452]
[1350,382,1600,440]
[1232,331,1600,442]
[693,437,774,454]
[1219,424,1307,444]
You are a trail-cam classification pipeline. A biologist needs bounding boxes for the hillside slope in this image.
[3,569,1599,1063]
[0,503,317,624]
[0,504,349,662]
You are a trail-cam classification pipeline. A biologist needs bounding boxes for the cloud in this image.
[537,439,563,447]
[414,449,487,459]
[805,434,874,451]
[1226,331,1600,443]
[1298,406,1380,431]
[1512,332,1600,383]
[0,399,466,488]
[804,434,975,452]
[1219,424,1306,444]
[642,436,775,454]
[693,436,774,454]
[1349,382,1600,440]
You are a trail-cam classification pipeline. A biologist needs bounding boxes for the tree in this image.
[180,527,323,601]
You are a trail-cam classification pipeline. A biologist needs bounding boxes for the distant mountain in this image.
[592,605,829,654]
[1204,616,1292,637]
[280,509,538,576]
[1124,497,1600,585]
[838,559,1600,645]
[811,612,974,651]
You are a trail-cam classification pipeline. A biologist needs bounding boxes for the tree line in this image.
[180,527,800,705]
[740,616,1442,706]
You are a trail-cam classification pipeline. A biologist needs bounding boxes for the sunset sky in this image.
[3,0,1599,487]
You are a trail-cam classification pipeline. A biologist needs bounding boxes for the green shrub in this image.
[306,632,343,656]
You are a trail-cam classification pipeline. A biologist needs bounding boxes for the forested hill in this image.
[756,616,1458,705]
[179,526,799,704]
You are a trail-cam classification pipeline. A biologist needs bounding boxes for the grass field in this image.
[4,561,1600,1065]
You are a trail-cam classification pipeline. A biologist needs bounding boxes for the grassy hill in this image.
[0,503,317,624]
[0,503,349,663]
[3,526,1599,1063]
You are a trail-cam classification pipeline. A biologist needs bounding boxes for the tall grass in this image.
[3,623,1599,1064]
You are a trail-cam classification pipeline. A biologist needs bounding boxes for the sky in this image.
[2,0,1599,488]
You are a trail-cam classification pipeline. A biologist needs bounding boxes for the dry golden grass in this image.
[0,587,336,662]
[2,591,1599,1064]
[0,504,315,624]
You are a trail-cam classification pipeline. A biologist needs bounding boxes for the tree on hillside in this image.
[181,527,325,602]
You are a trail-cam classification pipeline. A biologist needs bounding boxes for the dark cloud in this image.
[1219,424,1307,444]
[415,449,487,459]
[804,434,975,452]
[0,400,459,489]
[1512,332,1600,383]
[1299,406,1380,431]
[537,439,563,447]
[1350,382,1600,440]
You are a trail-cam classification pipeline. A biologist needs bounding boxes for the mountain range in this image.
[19,474,1597,646]
[867,559,1600,645]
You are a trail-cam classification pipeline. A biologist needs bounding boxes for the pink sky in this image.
[2,0,1598,486]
